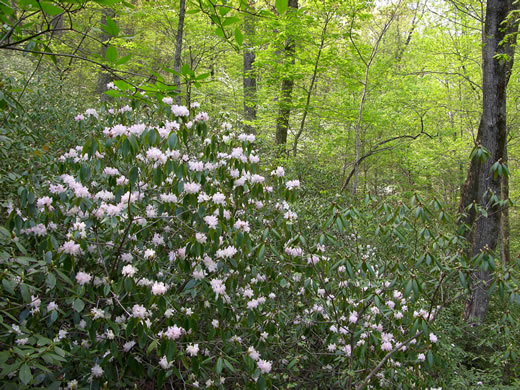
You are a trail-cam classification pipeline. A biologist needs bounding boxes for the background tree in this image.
[459,0,518,323]
[243,1,257,134]
[173,0,186,104]
[275,0,298,152]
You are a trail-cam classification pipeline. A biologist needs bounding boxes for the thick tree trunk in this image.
[173,0,186,105]
[243,6,257,134]
[275,0,298,153]
[461,0,517,323]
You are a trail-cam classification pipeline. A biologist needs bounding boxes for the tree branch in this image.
[341,126,432,192]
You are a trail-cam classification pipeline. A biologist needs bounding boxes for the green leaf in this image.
[276,0,288,14]
[102,16,120,37]
[216,357,223,374]
[426,350,434,367]
[223,358,234,372]
[257,375,266,390]
[82,136,98,158]
[114,80,134,91]
[168,132,178,149]
[126,317,138,336]
[458,271,466,288]
[20,283,31,303]
[166,339,177,360]
[73,298,85,312]
[16,256,34,266]
[222,16,240,26]
[40,1,63,15]
[215,27,225,38]
[19,364,32,385]
[116,54,132,65]
[257,244,265,262]
[105,45,118,62]
[0,3,14,16]
[153,167,163,186]
[2,279,15,295]
[287,358,297,370]
[104,89,124,98]
[181,64,193,76]
[235,27,244,45]
[218,6,231,16]
[50,310,58,324]
[0,360,21,378]
[46,273,56,290]
[163,66,181,76]
[147,340,158,354]
[129,166,139,187]
[405,280,413,297]
[37,337,52,346]
[0,350,8,365]
[195,72,210,80]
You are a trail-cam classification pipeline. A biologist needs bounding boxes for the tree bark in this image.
[461,0,518,323]
[275,0,298,153]
[243,4,257,134]
[173,0,186,105]
[96,8,115,101]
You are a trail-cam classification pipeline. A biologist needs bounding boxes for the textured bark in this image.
[173,0,186,105]
[461,0,518,323]
[96,8,115,102]
[243,7,257,134]
[275,0,298,152]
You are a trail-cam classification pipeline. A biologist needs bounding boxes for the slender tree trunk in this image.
[345,11,396,194]
[461,0,518,323]
[173,0,186,105]
[51,14,64,36]
[96,8,115,101]
[275,0,298,153]
[9,0,17,22]
[243,4,257,134]
[293,12,330,156]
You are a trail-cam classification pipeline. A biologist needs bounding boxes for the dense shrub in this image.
[1,96,519,389]
[0,57,91,211]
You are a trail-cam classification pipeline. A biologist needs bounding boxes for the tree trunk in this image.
[293,12,330,156]
[345,8,397,194]
[173,0,186,105]
[243,4,257,134]
[96,8,115,101]
[461,0,518,323]
[275,0,298,153]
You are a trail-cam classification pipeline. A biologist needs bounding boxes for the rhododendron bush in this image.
[1,99,471,389]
